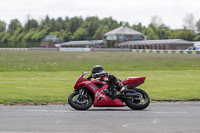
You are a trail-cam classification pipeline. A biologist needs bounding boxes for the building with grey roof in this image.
[59,26,193,50]
[61,40,104,48]
[118,39,194,50]
[40,35,63,48]
[60,26,145,48]
[104,25,145,47]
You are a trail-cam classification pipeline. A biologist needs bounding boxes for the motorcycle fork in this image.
[79,88,88,98]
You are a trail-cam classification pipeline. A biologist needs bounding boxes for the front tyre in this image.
[68,90,93,110]
[125,88,150,110]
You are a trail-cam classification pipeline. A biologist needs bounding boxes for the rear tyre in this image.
[125,88,150,110]
[68,91,93,110]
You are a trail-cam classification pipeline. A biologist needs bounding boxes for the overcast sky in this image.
[0,0,200,29]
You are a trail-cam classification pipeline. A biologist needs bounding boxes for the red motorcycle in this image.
[68,71,150,110]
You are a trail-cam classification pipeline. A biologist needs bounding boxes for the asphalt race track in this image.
[0,102,200,133]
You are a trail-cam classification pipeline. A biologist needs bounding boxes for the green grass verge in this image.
[0,51,200,71]
[0,51,200,104]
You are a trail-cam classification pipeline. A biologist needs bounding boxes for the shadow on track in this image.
[69,108,150,111]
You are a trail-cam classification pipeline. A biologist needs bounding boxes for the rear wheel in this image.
[68,90,93,110]
[125,88,150,110]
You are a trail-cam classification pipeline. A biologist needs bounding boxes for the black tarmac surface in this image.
[0,102,200,133]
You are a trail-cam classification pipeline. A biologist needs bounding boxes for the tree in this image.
[196,19,200,32]
[31,29,47,41]
[68,16,83,34]
[156,24,172,39]
[195,19,200,40]
[72,28,88,40]
[2,15,200,47]
[0,32,10,43]
[0,20,6,32]
[9,27,23,41]
[93,25,109,39]
[59,30,71,41]
[16,32,25,42]
[23,28,36,41]
[132,23,146,32]
[8,19,22,33]
[50,30,72,41]
[85,16,100,38]
[55,17,66,31]
[145,23,172,39]
[24,19,38,31]
[49,18,56,32]
[101,17,120,30]
[150,15,163,28]
[183,13,195,31]
[169,30,195,41]
[41,15,50,28]
[144,27,159,40]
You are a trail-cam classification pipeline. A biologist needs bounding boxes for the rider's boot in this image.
[116,87,127,95]
[115,81,126,95]
[119,86,126,94]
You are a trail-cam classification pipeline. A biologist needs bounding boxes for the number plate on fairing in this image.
[90,85,97,91]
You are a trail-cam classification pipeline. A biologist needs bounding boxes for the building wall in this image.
[167,44,193,50]
[120,43,193,50]
[61,43,105,48]
[40,40,55,48]
[106,34,144,47]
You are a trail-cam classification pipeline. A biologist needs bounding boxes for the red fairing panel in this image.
[93,89,124,107]
[92,81,124,107]
[74,76,89,90]
[122,77,146,88]
[74,76,124,107]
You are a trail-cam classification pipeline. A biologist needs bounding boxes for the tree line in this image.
[0,15,200,47]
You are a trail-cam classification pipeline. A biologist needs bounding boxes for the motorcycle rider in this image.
[87,65,126,95]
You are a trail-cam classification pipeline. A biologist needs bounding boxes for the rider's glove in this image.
[91,74,96,78]
[86,77,91,80]
[86,74,93,80]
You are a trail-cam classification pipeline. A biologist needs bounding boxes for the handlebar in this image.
[81,71,88,77]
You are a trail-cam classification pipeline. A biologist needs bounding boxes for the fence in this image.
[0,48,58,51]
[0,48,200,54]
[59,48,90,52]
[0,48,28,51]
[132,49,200,54]
[93,48,131,52]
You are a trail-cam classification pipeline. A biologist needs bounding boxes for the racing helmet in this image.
[92,65,104,74]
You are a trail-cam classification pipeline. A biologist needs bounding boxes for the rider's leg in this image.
[108,74,126,94]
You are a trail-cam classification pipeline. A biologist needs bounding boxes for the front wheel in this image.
[125,88,150,110]
[68,90,93,110]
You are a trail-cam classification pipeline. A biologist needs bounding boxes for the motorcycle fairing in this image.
[122,77,146,88]
[74,78,124,107]
[93,89,124,107]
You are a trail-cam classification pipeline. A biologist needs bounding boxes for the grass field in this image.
[0,51,200,105]
[0,51,200,71]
